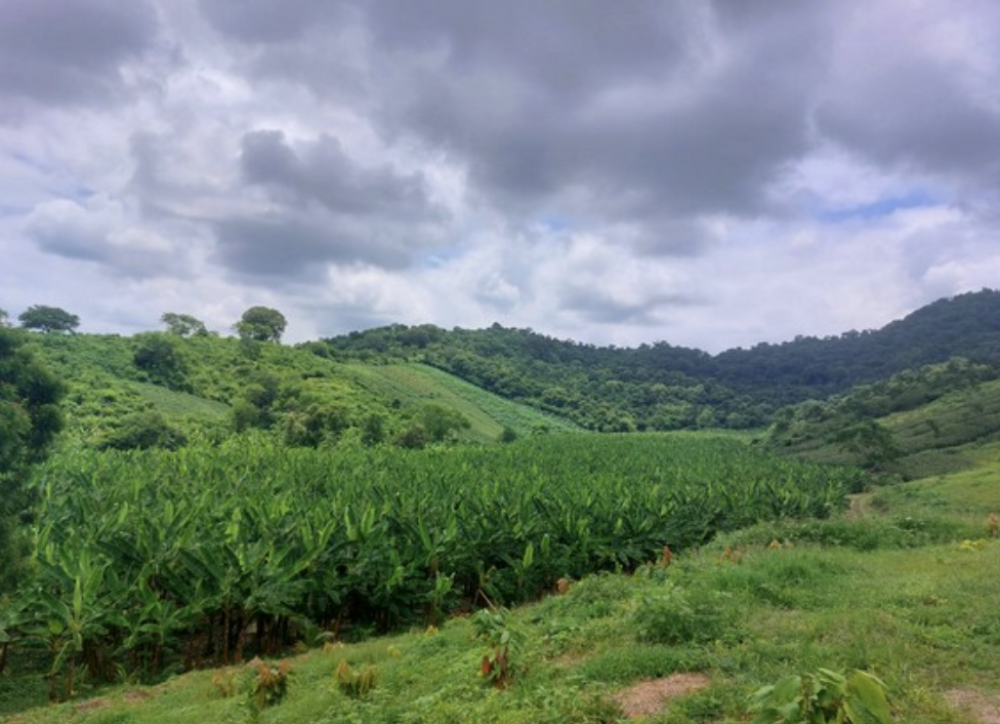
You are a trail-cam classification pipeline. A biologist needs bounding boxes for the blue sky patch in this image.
[816,191,938,223]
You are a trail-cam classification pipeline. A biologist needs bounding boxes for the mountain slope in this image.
[325,288,1000,430]
[23,332,577,448]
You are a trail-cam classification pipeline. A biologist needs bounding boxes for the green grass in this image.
[343,363,579,442]
[5,537,998,723]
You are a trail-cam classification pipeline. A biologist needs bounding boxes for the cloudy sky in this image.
[3,1,1000,352]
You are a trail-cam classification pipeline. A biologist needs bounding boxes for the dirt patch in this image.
[613,673,712,720]
[847,493,870,519]
[945,689,1000,724]
[123,689,154,703]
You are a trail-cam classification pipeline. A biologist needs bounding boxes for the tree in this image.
[0,309,8,327]
[161,312,208,337]
[18,305,80,334]
[0,328,64,593]
[236,307,287,344]
[419,404,471,443]
[99,412,187,451]
[133,333,190,391]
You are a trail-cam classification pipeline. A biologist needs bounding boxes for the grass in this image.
[4,441,999,723]
[342,363,579,442]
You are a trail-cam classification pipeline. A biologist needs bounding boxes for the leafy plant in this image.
[334,659,378,698]
[246,658,292,711]
[630,582,738,645]
[749,668,892,724]
[472,607,518,688]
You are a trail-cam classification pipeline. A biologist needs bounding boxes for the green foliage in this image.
[160,312,208,338]
[236,306,287,343]
[329,290,1000,432]
[334,659,378,699]
[1,433,858,686]
[18,305,80,334]
[0,327,64,593]
[247,659,292,712]
[831,421,902,470]
[630,582,739,645]
[98,411,187,451]
[498,425,518,443]
[749,668,893,724]
[769,358,999,471]
[132,333,190,391]
[472,607,518,687]
[419,403,471,442]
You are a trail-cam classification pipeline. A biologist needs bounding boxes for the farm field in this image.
[1,436,998,723]
[0,432,862,714]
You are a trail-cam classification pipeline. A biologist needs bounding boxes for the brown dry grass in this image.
[945,689,1000,724]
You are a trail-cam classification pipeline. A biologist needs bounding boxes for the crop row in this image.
[4,433,861,694]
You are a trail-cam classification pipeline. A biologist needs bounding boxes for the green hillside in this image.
[768,358,1000,478]
[327,289,1000,431]
[21,332,578,450]
[343,363,580,442]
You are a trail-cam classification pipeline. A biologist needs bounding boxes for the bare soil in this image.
[612,673,712,719]
[945,689,1000,724]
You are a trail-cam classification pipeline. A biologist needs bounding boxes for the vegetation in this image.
[325,289,1000,432]
[4,290,1000,721]
[2,478,998,721]
[236,306,288,344]
[160,312,209,338]
[768,358,1000,477]
[0,433,858,698]
[17,305,80,334]
[0,327,64,594]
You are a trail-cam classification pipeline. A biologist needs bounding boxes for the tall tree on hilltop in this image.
[18,305,80,334]
[236,306,287,344]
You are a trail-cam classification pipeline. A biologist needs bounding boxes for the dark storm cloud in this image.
[240,130,444,221]
[817,59,1000,183]
[188,1,835,244]
[364,1,832,219]
[210,209,432,281]
[211,129,451,280]
[0,0,157,115]
[198,0,345,44]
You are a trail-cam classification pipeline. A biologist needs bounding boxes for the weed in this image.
[472,607,518,688]
[630,582,740,645]
[748,668,892,724]
[334,659,378,698]
[246,658,292,712]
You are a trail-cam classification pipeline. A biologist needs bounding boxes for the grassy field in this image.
[3,437,998,723]
[342,363,580,441]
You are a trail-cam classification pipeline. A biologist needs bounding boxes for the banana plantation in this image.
[1,434,861,697]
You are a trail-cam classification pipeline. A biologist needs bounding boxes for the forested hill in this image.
[324,288,1000,431]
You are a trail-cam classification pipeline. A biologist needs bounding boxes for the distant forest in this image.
[324,289,1000,431]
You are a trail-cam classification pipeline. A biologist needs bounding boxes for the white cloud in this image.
[1,0,999,352]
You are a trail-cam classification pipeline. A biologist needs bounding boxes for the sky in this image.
[2,0,1000,353]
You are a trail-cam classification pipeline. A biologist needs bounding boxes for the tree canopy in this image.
[236,306,287,343]
[18,305,80,334]
[0,327,64,592]
[161,312,208,337]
